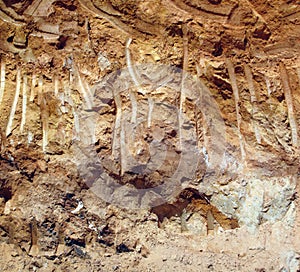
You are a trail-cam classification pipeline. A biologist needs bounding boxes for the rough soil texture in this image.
[0,0,300,271]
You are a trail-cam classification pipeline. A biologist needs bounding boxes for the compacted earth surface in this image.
[0,0,300,271]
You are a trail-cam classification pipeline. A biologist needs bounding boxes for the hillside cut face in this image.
[0,0,300,271]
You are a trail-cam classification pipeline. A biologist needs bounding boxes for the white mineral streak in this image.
[6,67,21,136]
[279,63,298,147]
[226,59,246,161]
[20,74,28,132]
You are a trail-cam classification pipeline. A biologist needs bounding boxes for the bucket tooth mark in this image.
[72,107,80,141]
[265,76,273,97]
[112,91,122,162]
[23,0,56,17]
[30,73,37,102]
[73,61,93,110]
[244,64,261,144]
[179,24,189,148]
[0,57,6,105]
[125,38,139,123]
[54,75,59,97]
[29,217,39,256]
[0,1,25,25]
[279,62,298,147]
[147,98,154,128]
[77,0,134,36]
[226,59,246,162]
[40,94,49,152]
[297,67,300,85]
[37,75,43,105]
[168,0,231,21]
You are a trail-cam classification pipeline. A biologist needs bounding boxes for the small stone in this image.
[112,265,119,271]
[140,245,150,258]
[37,160,47,172]
[116,243,132,254]
[11,250,19,257]
[4,200,11,215]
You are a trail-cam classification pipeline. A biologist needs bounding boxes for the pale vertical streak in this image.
[179,25,189,148]
[83,79,94,105]
[39,83,49,152]
[226,59,246,161]
[30,73,36,102]
[112,90,126,176]
[147,98,154,128]
[65,72,72,97]
[72,107,80,141]
[112,92,122,159]
[120,116,126,176]
[125,38,145,95]
[265,77,272,97]
[241,0,267,24]
[20,74,28,132]
[196,63,208,151]
[297,67,300,85]
[6,67,22,136]
[37,75,43,105]
[125,38,140,123]
[244,64,261,144]
[41,100,49,153]
[0,58,6,104]
[279,63,298,147]
[54,75,59,97]
[42,124,48,152]
[73,63,93,109]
